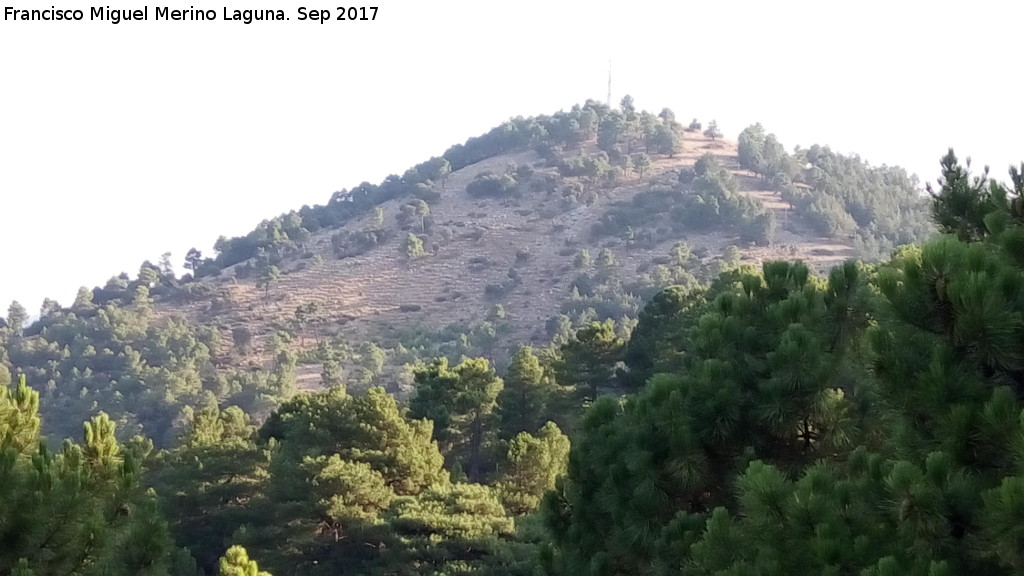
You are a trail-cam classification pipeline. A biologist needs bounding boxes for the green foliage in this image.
[410,357,503,482]
[467,171,519,198]
[703,119,721,140]
[405,232,427,259]
[149,405,267,570]
[262,386,447,495]
[1,289,262,447]
[573,249,591,269]
[928,147,1024,246]
[388,482,514,539]
[651,123,683,157]
[754,128,933,258]
[205,381,535,576]
[9,103,1020,576]
[632,152,651,180]
[620,284,706,390]
[593,154,773,245]
[497,422,570,515]
[543,259,870,575]
[1,374,40,453]
[541,153,1024,576]
[217,546,271,576]
[304,454,394,522]
[553,320,624,405]
[7,300,27,335]
[737,123,766,174]
[331,227,389,259]
[397,199,433,232]
[1,379,176,575]
[676,155,772,243]
[251,249,281,300]
[496,346,558,440]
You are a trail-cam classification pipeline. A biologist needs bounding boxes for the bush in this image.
[484,283,511,298]
[466,172,518,197]
[332,228,390,259]
[413,188,442,203]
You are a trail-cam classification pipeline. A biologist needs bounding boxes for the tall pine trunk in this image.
[468,414,483,483]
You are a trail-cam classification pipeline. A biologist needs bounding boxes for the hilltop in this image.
[140,101,931,391]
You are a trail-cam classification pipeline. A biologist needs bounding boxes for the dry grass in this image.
[154,131,860,376]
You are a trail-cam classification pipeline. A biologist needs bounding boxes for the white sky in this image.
[2,0,1021,315]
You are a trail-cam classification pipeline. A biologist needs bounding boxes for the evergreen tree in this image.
[496,346,553,440]
[184,248,203,277]
[633,152,652,181]
[573,249,591,269]
[7,300,27,335]
[217,546,271,576]
[410,357,503,482]
[72,286,95,311]
[1,376,175,575]
[543,260,868,576]
[413,199,431,232]
[498,422,570,514]
[554,320,624,404]
[39,297,61,319]
[320,357,343,389]
[139,261,160,287]
[255,254,280,300]
[620,284,705,390]
[651,123,682,157]
[704,119,722,140]
[737,123,766,174]
[405,233,426,259]
[150,405,267,572]
[927,148,1002,242]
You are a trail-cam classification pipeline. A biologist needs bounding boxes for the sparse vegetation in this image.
[6,97,992,576]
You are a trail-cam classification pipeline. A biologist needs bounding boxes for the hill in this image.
[3,98,934,445]
[144,104,932,392]
[19,100,1024,576]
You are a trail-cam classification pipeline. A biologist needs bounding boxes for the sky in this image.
[2,0,1021,315]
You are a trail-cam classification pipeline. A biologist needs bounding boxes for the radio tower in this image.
[606,60,612,107]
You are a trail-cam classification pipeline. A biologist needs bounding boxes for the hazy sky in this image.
[2,0,1021,314]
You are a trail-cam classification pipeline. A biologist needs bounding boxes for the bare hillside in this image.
[152,128,856,391]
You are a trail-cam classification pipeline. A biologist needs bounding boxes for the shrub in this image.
[466,172,518,197]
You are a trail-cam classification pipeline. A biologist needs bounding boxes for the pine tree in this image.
[320,357,343,389]
[217,546,271,576]
[620,285,704,390]
[632,152,652,181]
[496,346,552,440]
[543,260,868,575]
[6,300,26,336]
[573,249,591,269]
[150,405,267,571]
[414,199,431,232]
[704,119,722,140]
[405,232,426,259]
[1,377,175,574]
[498,422,570,514]
[554,320,624,404]
[410,357,503,482]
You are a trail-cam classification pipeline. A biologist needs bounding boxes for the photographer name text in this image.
[4,6,378,24]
